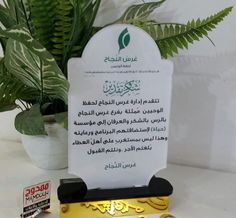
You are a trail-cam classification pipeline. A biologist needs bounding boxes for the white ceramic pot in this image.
[21,117,68,170]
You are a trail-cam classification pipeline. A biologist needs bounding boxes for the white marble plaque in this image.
[68,24,173,189]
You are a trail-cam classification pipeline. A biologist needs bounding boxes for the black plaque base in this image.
[57,176,173,217]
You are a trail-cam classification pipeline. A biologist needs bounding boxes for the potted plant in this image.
[0,0,232,169]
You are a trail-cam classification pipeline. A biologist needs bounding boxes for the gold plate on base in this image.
[60,196,170,218]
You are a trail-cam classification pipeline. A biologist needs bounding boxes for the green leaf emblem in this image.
[118,28,130,52]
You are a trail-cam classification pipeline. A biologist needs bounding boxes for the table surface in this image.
[1,140,236,218]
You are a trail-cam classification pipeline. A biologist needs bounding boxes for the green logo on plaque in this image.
[118,28,130,52]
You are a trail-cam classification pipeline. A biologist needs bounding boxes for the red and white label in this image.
[22,181,51,217]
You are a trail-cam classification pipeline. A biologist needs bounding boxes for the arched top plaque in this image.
[68,24,173,189]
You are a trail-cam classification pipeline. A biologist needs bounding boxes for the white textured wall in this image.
[1,0,236,172]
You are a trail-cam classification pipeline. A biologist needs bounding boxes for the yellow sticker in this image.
[160,214,176,218]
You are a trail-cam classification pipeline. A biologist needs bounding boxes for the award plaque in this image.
[58,24,173,217]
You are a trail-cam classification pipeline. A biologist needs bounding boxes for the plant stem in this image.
[39,59,44,104]
[20,0,33,35]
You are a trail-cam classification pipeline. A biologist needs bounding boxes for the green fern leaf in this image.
[51,0,101,74]
[30,0,58,52]
[116,0,166,24]
[76,0,101,51]
[51,0,73,66]
[136,7,233,58]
